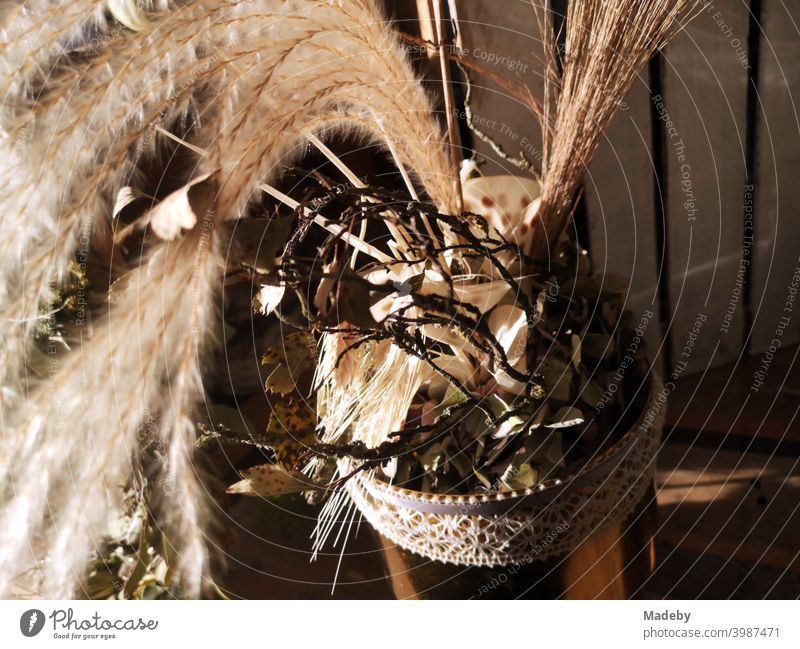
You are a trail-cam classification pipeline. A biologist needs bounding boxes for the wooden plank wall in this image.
[454,1,544,175]
[449,0,797,374]
[751,1,800,352]
[659,2,750,371]
[584,82,664,370]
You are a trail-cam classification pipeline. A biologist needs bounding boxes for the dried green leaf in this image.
[472,466,492,489]
[444,437,473,477]
[85,571,122,600]
[123,550,150,600]
[484,435,511,466]
[527,403,549,430]
[579,372,605,408]
[419,442,445,473]
[581,333,614,360]
[502,462,537,491]
[541,358,573,402]
[202,404,252,438]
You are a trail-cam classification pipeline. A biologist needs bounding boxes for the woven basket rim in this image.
[352,372,662,516]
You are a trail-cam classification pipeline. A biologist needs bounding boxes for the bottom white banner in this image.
[0,600,796,648]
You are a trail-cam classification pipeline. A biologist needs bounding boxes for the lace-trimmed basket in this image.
[346,375,664,567]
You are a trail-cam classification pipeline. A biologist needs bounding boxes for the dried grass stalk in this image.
[527,0,700,261]
[0,0,454,597]
[0,229,220,597]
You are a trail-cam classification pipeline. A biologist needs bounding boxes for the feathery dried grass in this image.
[0,0,453,597]
[0,0,455,396]
[0,228,220,597]
[527,0,700,261]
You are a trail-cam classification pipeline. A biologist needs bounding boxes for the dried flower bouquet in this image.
[225,0,700,566]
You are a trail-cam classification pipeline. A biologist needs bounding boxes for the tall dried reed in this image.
[526,0,700,262]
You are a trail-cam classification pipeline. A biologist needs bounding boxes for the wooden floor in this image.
[643,346,800,598]
[217,346,800,599]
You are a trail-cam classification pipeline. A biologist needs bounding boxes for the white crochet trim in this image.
[347,377,664,566]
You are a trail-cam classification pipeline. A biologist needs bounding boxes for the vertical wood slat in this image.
[751,0,800,352]
[584,82,665,372]
[659,3,751,370]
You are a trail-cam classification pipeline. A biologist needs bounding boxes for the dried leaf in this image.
[430,354,475,389]
[489,304,529,364]
[265,399,318,469]
[541,358,573,402]
[147,172,215,240]
[262,331,316,395]
[420,271,511,312]
[232,216,293,273]
[203,404,252,437]
[419,442,445,473]
[472,466,493,489]
[445,441,473,477]
[489,304,529,393]
[313,261,338,316]
[336,280,379,329]
[107,0,150,32]
[492,415,526,439]
[112,186,148,218]
[581,333,614,360]
[579,371,605,408]
[528,403,549,429]
[502,462,538,490]
[226,464,320,498]
[570,333,582,368]
[255,284,285,316]
[602,302,619,328]
[369,292,413,323]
